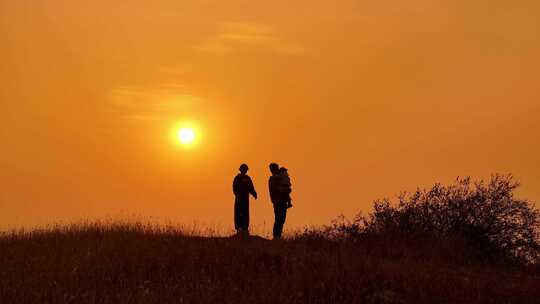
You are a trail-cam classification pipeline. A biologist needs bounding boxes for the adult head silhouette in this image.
[269,162,280,175]
[239,163,249,174]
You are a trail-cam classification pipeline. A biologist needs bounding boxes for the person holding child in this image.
[268,163,293,239]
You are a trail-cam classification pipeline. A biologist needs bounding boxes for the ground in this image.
[1,224,539,304]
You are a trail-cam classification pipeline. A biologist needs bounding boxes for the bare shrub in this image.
[357,174,540,263]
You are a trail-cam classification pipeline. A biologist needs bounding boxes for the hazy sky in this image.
[1,0,539,231]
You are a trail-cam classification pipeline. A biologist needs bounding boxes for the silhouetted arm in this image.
[248,177,257,199]
[268,177,278,204]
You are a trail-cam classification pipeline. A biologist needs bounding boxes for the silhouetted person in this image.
[233,164,257,235]
[268,163,292,239]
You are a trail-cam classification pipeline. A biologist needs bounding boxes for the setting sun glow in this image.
[178,128,196,145]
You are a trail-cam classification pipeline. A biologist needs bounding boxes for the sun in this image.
[171,121,201,148]
[178,128,196,145]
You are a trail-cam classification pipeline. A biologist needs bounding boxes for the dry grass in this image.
[1,222,539,304]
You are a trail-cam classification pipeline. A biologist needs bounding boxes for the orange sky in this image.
[1,0,539,231]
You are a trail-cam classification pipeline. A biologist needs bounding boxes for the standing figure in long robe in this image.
[232,163,257,235]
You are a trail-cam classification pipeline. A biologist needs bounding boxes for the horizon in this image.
[1,0,539,231]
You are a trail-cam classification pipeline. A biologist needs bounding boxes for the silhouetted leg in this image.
[235,197,250,234]
[273,202,287,239]
[234,198,241,232]
[242,200,250,233]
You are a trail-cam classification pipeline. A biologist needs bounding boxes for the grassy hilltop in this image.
[0,222,539,304]
[1,175,539,303]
